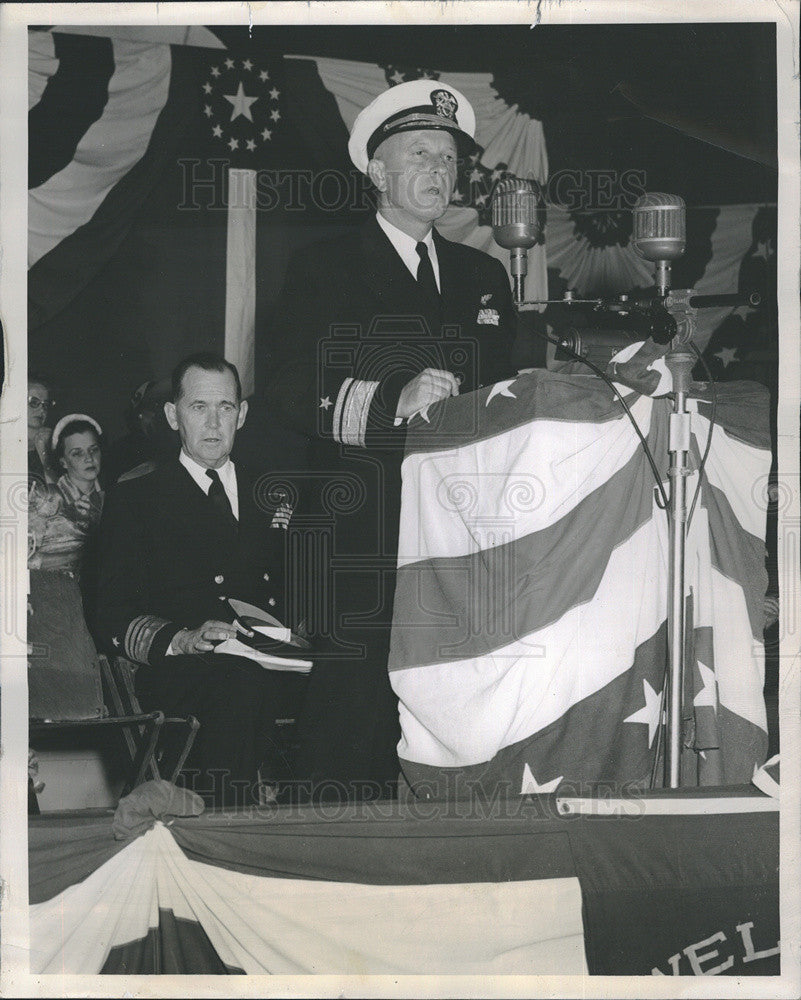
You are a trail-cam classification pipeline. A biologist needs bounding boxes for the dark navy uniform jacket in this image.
[262,215,517,797]
[95,460,289,666]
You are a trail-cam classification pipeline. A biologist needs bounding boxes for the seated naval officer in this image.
[95,352,302,807]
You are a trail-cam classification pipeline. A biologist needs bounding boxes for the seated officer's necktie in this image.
[415,241,440,304]
[206,468,236,530]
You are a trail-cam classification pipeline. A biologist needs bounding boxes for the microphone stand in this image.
[664,354,694,786]
[519,283,756,786]
[618,285,751,786]
[661,289,698,788]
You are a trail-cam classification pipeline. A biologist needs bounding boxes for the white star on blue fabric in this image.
[714,346,738,368]
[624,679,663,748]
[693,660,719,713]
[752,238,772,261]
[224,82,258,122]
[485,379,517,406]
[521,764,563,794]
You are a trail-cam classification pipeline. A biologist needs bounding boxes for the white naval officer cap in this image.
[348,79,477,175]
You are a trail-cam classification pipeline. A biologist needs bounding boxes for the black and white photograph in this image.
[0,1,799,993]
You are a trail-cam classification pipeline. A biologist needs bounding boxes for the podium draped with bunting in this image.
[389,372,770,796]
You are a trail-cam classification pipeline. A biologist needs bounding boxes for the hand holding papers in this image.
[215,598,312,673]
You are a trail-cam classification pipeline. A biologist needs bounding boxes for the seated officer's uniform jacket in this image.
[95,459,291,665]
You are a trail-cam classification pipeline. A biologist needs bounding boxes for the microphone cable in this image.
[530,325,670,512]
[686,342,718,531]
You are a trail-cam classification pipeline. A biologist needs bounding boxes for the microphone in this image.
[631,193,686,297]
[553,327,640,366]
[491,178,545,305]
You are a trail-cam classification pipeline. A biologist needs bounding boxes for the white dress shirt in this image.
[179,449,239,520]
[167,451,240,654]
[376,211,441,292]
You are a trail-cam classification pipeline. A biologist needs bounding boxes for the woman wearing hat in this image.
[28,415,106,721]
[266,81,517,802]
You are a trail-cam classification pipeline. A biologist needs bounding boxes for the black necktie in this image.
[415,241,440,304]
[206,468,236,529]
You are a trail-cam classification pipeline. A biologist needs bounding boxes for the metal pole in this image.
[665,350,695,787]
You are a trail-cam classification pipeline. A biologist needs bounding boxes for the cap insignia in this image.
[430,89,458,122]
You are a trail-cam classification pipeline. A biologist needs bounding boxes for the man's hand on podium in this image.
[396,368,460,420]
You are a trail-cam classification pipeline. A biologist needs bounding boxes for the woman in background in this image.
[27,373,56,486]
[28,415,106,720]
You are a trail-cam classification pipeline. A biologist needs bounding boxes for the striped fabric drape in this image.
[28,788,779,977]
[389,373,770,793]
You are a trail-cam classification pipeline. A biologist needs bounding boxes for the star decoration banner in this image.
[27,31,352,332]
[389,371,771,793]
[197,53,287,160]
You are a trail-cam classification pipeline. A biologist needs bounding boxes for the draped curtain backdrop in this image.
[27,30,548,437]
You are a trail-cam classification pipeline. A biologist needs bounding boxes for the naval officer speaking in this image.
[266,79,517,802]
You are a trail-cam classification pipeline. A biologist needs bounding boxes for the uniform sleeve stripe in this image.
[125,614,172,664]
[332,377,355,444]
[337,378,380,447]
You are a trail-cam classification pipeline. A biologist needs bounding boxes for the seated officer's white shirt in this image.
[375,211,441,291]
[179,449,239,519]
[167,450,239,655]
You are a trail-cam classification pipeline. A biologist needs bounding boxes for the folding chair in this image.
[100,654,200,792]
[29,705,166,808]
